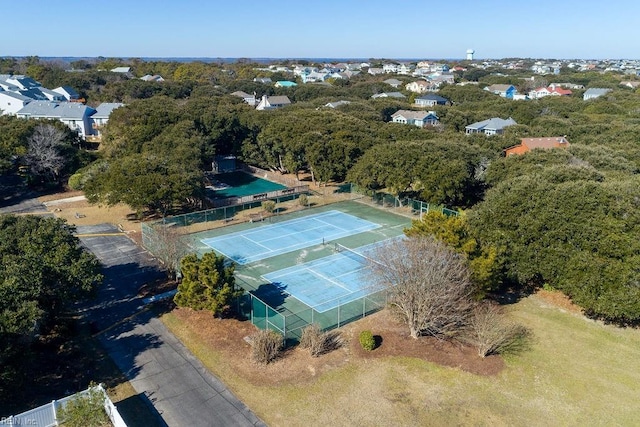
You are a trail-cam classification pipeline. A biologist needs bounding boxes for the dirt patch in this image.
[169,306,504,388]
[536,289,583,314]
[45,198,142,233]
[346,310,504,375]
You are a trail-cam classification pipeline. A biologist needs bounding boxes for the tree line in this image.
[3,57,640,324]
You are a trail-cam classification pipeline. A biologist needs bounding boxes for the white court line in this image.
[286,266,353,297]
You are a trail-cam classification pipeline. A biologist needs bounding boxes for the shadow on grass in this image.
[373,334,384,350]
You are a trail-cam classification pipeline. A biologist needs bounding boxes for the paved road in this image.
[79,224,265,427]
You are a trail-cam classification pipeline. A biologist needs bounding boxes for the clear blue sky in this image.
[3,0,638,59]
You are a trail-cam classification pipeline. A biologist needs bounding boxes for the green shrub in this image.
[250,329,283,364]
[298,194,309,206]
[68,172,84,190]
[359,330,375,351]
[57,384,110,427]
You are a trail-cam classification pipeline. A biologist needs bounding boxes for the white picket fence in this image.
[0,384,127,427]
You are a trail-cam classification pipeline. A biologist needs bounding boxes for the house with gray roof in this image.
[230,91,257,106]
[324,100,351,109]
[465,117,517,136]
[1,75,40,91]
[484,84,517,99]
[16,101,97,138]
[87,103,124,142]
[38,87,66,102]
[391,110,439,127]
[371,92,407,99]
[0,91,32,115]
[52,86,80,101]
[583,88,612,100]
[414,94,450,107]
[256,95,291,110]
[383,78,403,88]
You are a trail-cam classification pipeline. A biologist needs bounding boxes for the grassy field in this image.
[162,293,640,426]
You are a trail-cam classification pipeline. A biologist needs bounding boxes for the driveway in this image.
[79,224,265,427]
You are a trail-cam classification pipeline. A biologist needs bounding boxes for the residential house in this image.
[414,94,449,108]
[528,86,572,99]
[383,64,398,73]
[338,70,359,79]
[583,88,611,100]
[484,84,517,99]
[324,100,351,109]
[38,87,66,102]
[302,71,329,83]
[0,91,32,115]
[620,81,640,89]
[256,95,291,110]
[230,91,257,106]
[0,75,40,91]
[274,80,297,88]
[368,67,384,75]
[383,78,403,88]
[110,66,131,73]
[465,117,517,135]
[391,110,439,127]
[405,80,434,94]
[371,92,406,99]
[87,103,124,142]
[504,136,570,156]
[52,86,81,101]
[16,101,97,138]
[140,74,165,82]
[253,77,273,84]
[429,73,455,86]
[397,63,414,75]
[550,82,584,90]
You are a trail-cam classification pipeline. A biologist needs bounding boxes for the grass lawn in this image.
[162,292,640,426]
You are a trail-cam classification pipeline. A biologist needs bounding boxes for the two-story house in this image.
[484,84,517,99]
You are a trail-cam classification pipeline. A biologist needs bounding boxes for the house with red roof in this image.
[528,86,573,99]
[504,136,570,156]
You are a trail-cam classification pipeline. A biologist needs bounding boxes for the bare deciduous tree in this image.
[25,124,66,182]
[371,236,475,339]
[149,223,191,279]
[463,302,531,358]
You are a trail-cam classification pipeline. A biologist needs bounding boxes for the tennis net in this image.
[334,243,386,269]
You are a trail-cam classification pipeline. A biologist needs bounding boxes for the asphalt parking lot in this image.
[78,224,265,427]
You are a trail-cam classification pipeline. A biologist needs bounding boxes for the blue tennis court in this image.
[201,210,380,264]
[262,239,397,313]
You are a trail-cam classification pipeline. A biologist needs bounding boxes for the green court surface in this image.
[184,200,411,340]
[209,171,286,199]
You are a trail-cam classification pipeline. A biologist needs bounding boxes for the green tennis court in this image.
[208,171,286,199]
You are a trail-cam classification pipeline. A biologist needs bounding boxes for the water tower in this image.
[466,49,475,61]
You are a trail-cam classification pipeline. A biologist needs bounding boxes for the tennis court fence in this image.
[237,284,388,344]
[348,184,459,218]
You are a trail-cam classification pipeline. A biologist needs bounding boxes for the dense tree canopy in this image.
[348,140,487,207]
[470,174,640,323]
[0,215,102,390]
[4,56,640,323]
